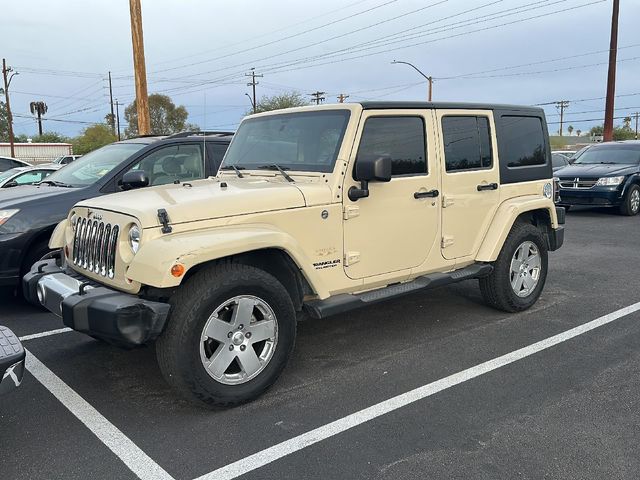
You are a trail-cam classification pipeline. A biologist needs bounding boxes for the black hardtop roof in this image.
[360,101,544,114]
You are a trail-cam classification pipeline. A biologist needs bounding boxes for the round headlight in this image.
[70,213,78,230]
[543,182,553,199]
[128,225,141,254]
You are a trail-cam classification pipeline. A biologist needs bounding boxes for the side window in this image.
[442,116,493,172]
[356,116,427,176]
[126,144,204,186]
[211,143,229,168]
[9,159,24,169]
[0,159,13,171]
[501,116,547,167]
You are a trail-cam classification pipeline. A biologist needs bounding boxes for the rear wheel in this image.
[156,262,296,408]
[480,222,548,312]
[619,184,640,216]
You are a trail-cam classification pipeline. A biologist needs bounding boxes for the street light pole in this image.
[392,60,433,101]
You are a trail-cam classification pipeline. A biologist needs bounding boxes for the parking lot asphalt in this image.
[2,207,640,480]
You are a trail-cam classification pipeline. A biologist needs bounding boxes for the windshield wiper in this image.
[37,180,73,188]
[258,164,294,183]
[220,165,245,178]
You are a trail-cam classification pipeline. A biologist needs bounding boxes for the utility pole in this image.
[337,93,349,103]
[555,100,569,136]
[391,60,433,101]
[634,112,639,140]
[603,0,620,142]
[108,71,115,135]
[115,99,121,141]
[2,58,17,157]
[129,0,151,135]
[29,101,48,136]
[245,68,263,114]
[309,91,326,105]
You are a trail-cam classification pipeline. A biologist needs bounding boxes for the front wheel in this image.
[480,222,548,312]
[619,185,640,216]
[156,263,296,408]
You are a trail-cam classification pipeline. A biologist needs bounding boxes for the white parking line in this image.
[19,327,73,341]
[25,349,175,480]
[197,301,640,480]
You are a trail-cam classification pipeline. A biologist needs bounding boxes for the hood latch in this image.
[157,208,173,234]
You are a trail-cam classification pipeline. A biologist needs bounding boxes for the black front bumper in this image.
[23,260,170,347]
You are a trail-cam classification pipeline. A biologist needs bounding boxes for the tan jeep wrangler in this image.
[25,102,564,407]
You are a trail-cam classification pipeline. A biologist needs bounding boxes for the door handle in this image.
[477,183,498,191]
[414,189,439,199]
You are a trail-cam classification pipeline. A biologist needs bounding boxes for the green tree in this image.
[124,93,197,137]
[567,125,574,136]
[588,124,635,141]
[623,116,632,129]
[31,132,70,143]
[72,124,117,155]
[576,129,582,137]
[0,100,9,142]
[251,92,309,114]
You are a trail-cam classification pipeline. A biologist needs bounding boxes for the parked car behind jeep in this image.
[556,141,640,215]
[0,132,231,292]
[26,103,563,408]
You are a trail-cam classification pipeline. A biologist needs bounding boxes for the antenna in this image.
[203,92,207,176]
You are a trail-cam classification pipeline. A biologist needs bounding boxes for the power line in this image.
[146,0,401,76]
[309,91,326,105]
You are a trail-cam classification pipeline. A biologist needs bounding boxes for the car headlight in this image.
[543,182,553,199]
[128,225,141,254]
[0,209,19,226]
[596,176,625,186]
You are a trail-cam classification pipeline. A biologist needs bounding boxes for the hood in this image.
[76,177,330,228]
[555,163,638,178]
[0,184,79,209]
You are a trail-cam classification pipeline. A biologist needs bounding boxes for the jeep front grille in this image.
[73,217,119,278]
[558,177,598,189]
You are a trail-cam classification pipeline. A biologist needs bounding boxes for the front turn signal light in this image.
[171,264,185,278]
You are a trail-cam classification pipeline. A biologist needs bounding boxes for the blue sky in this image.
[4,0,640,138]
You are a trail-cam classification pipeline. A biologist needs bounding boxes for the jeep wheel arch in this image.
[126,225,329,299]
[476,197,558,262]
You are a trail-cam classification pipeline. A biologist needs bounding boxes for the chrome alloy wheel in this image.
[510,241,542,298]
[199,295,278,385]
[631,189,640,214]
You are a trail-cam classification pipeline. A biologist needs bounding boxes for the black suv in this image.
[556,141,640,216]
[0,132,232,291]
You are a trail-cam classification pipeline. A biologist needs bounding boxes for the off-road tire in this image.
[619,184,640,216]
[479,222,548,313]
[156,262,296,408]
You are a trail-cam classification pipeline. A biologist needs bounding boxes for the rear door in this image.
[437,110,500,260]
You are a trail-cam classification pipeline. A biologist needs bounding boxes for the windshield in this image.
[222,110,351,173]
[0,168,22,182]
[573,145,640,165]
[44,143,145,187]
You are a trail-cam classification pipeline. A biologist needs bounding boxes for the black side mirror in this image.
[349,155,392,201]
[2,181,18,188]
[121,170,149,190]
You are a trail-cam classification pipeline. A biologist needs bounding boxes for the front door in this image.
[343,110,439,279]
[437,110,500,260]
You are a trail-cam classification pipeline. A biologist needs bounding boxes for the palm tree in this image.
[576,129,582,137]
[29,101,48,136]
[567,125,574,136]
[623,116,632,130]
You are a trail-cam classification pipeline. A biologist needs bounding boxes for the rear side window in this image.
[357,116,427,176]
[501,116,547,167]
[442,116,492,172]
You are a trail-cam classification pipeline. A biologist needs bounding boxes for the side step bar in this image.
[304,263,493,319]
